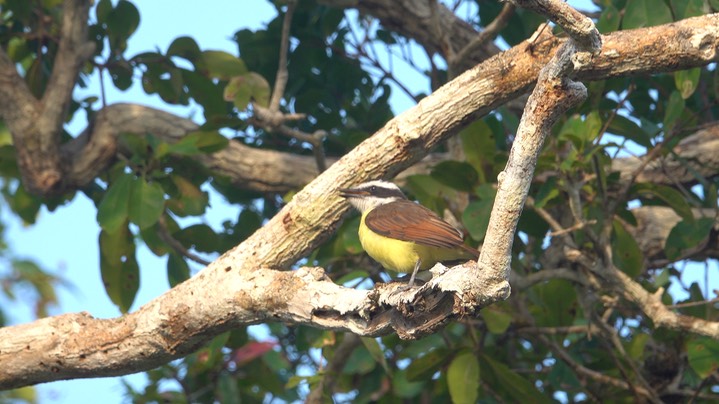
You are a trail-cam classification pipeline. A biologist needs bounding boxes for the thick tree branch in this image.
[563,248,719,340]
[41,0,96,135]
[0,259,505,389]
[3,6,719,391]
[611,123,719,185]
[479,30,593,283]
[0,26,529,385]
[318,0,501,63]
[0,0,94,195]
[510,0,601,50]
[628,206,719,269]
[1,14,711,198]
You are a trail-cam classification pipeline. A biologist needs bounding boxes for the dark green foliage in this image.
[1,0,719,402]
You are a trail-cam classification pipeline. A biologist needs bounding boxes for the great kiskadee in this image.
[340,180,479,286]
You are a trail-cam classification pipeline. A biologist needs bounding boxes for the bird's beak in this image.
[339,187,365,198]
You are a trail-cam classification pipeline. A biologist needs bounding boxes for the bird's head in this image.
[339,180,407,213]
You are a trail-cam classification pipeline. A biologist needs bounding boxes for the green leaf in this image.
[447,351,480,404]
[596,4,621,33]
[96,0,112,23]
[479,353,550,403]
[174,224,219,253]
[406,348,451,381]
[665,218,715,261]
[99,227,139,312]
[623,0,672,29]
[606,114,652,148]
[462,185,496,241]
[3,181,42,225]
[611,219,643,278]
[533,176,559,209]
[518,208,550,238]
[194,131,229,153]
[482,307,513,334]
[404,174,460,213]
[559,112,603,148]
[159,136,201,158]
[108,61,133,91]
[653,268,671,288]
[558,114,585,149]
[106,0,140,51]
[627,332,650,360]
[459,120,496,182]
[583,111,603,143]
[687,337,719,379]
[536,279,577,327]
[342,345,376,375]
[224,72,271,109]
[430,161,479,192]
[392,368,426,398]
[97,173,133,232]
[547,360,582,390]
[674,68,701,99]
[167,36,201,60]
[202,50,248,79]
[663,90,685,133]
[167,253,190,287]
[671,0,705,19]
[216,372,241,404]
[166,175,208,217]
[140,222,170,256]
[128,178,165,229]
[361,337,390,374]
[632,183,694,222]
[182,70,227,119]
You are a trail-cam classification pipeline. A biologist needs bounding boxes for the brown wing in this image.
[365,200,465,249]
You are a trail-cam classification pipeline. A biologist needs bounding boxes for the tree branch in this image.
[318,0,501,62]
[306,333,361,403]
[478,34,591,283]
[0,0,95,195]
[564,248,719,339]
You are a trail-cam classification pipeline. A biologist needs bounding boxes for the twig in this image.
[588,300,662,403]
[251,0,328,173]
[565,248,719,339]
[305,333,361,403]
[538,334,657,399]
[667,294,719,309]
[429,0,452,60]
[513,285,659,401]
[450,3,515,77]
[269,0,296,110]
[606,133,679,216]
[516,324,600,335]
[525,196,578,247]
[510,267,588,290]
[550,219,596,237]
[157,215,211,266]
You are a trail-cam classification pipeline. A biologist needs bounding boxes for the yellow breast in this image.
[358,211,472,273]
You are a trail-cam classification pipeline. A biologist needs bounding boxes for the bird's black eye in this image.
[369,186,377,192]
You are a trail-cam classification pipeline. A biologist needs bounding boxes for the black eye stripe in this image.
[366,186,406,199]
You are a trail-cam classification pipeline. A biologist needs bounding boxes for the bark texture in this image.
[1,0,718,392]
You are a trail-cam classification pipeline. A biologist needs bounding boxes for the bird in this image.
[340,180,479,287]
